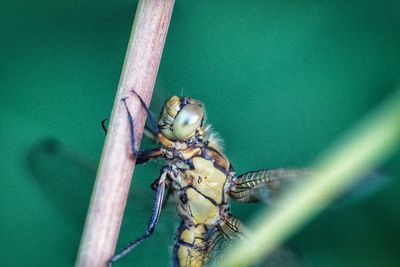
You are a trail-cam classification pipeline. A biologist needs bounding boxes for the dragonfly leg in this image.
[136,147,165,164]
[122,93,163,160]
[121,97,141,157]
[101,119,108,135]
[129,89,159,136]
[103,90,158,140]
[108,170,168,266]
[100,118,154,139]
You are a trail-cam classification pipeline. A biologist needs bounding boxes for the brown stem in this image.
[75,1,175,266]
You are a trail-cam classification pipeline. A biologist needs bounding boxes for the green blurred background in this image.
[1,0,399,266]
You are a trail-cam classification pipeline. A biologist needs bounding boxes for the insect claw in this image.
[150,179,158,191]
[101,118,108,135]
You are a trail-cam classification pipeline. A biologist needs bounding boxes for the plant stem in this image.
[75,1,174,266]
[216,89,400,267]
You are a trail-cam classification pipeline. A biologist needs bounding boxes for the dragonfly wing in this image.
[228,168,311,204]
[204,214,248,261]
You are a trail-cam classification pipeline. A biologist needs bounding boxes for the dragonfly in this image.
[108,91,310,267]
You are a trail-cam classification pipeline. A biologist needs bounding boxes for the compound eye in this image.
[173,104,203,140]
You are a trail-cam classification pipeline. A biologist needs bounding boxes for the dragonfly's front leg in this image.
[121,96,166,164]
[108,168,169,266]
[121,97,145,158]
[136,147,166,164]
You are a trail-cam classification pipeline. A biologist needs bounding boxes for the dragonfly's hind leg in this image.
[108,170,168,266]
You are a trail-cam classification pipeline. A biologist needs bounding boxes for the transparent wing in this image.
[203,215,247,261]
[229,168,391,207]
[229,168,311,204]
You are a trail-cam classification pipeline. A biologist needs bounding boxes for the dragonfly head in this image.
[158,96,204,141]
